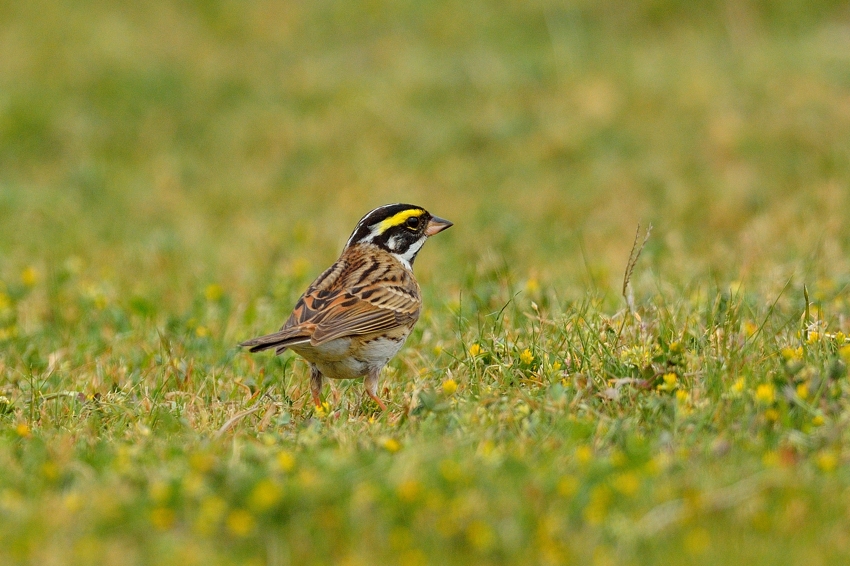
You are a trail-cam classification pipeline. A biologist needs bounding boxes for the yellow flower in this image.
[764,409,779,422]
[466,520,494,551]
[442,379,458,396]
[552,361,562,372]
[556,475,579,497]
[204,284,223,301]
[840,344,850,364]
[583,484,612,525]
[20,266,39,287]
[195,326,209,337]
[731,377,745,394]
[382,438,401,453]
[755,383,775,404]
[520,348,534,365]
[743,321,758,337]
[314,402,331,418]
[525,278,540,294]
[657,373,678,392]
[816,451,838,473]
[575,445,593,464]
[812,414,825,427]
[675,390,689,403]
[781,347,803,362]
[249,479,283,512]
[611,472,640,497]
[468,344,482,357]
[150,507,175,530]
[149,480,170,504]
[195,496,227,535]
[276,451,296,472]
[15,423,30,438]
[189,453,215,473]
[226,509,255,537]
[396,480,422,502]
[795,383,809,400]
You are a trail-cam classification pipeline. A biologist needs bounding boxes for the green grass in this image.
[2,0,850,564]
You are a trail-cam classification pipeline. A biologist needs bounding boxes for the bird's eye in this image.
[406,216,420,229]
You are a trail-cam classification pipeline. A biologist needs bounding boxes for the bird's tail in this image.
[239,330,310,353]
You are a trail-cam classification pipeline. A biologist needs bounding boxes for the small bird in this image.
[240,204,453,410]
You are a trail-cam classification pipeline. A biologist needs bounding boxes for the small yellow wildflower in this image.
[525,278,540,294]
[743,321,758,337]
[731,377,745,394]
[675,390,689,403]
[189,453,215,473]
[226,509,255,537]
[150,507,175,530]
[807,331,821,345]
[552,361,562,372]
[583,484,612,525]
[557,475,579,497]
[764,409,779,422]
[149,480,170,504]
[204,284,223,301]
[840,344,850,364]
[468,344,482,357]
[42,462,59,481]
[396,480,422,502]
[575,445,593,464]
[755,383,775,404]
[382,438,401,453]
[657,373,678,392]
[466,520,494,551]
[795,383,809,400]
[816,451,838,473]
[63,492,83,512]
[314,401,331,418]
[442,379,457,396]
[669,341,684,354]
[781,347,803,362]
[611,472,640,497]
[812,414,825,427]
[249,479,283,511]
[276,451,296,472]
[762,451,779,467]
[20,266,39,287]
[835,331,845,344]
[195,496,227,535]
[15,423,30,438]
[439,460,462,482]
[519,348,534,365]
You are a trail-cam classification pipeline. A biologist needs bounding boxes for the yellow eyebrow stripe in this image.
[378,209,424,232]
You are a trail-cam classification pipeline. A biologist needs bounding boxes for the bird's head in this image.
[345,204,453,268]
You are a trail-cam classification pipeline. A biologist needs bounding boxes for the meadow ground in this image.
[2,1,850,564]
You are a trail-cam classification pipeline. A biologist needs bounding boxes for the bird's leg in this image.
[309,364,324,408]
[364,369,387,411]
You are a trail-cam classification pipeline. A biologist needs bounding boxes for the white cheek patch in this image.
[387,236,401,251]
[395,236,426,270]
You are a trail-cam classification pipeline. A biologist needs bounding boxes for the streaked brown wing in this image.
[280,247,421,345]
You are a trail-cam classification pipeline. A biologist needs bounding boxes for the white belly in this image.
[289,334,409,380]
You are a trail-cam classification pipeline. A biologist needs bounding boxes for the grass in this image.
[2,0,850,564]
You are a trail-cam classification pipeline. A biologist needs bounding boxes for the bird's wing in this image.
[283,251,422,345]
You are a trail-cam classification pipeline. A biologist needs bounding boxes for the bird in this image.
[239,204,453,410]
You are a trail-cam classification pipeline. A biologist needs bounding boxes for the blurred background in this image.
[1,0,849,312]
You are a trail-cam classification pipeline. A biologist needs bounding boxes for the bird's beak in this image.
[425,216,453,236]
